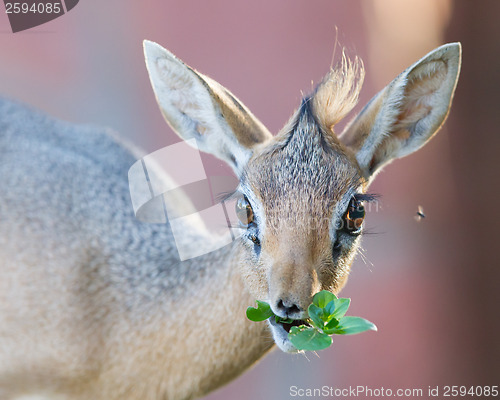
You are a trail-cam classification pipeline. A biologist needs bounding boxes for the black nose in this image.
[276,298,302,317]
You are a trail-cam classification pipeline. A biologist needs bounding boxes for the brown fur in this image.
[313,52,365,133]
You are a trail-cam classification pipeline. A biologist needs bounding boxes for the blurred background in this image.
[1,0,498,398]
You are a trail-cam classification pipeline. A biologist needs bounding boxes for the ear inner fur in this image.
[195,72,273,149]
[339,43,461,178]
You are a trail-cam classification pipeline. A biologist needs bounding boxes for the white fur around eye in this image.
[329,187,359,241]
[238,185,265,237]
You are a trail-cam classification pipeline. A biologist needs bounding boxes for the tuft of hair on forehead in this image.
[312,51,365,134]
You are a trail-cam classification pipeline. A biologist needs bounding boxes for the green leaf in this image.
[325,298,351,319]
[289,326,333,351]
[275,316,294,324]
[245,294,376,353]
[322,317,340,335]
[246,300,273,322]
[334,316,378,335]
[312,290,337,308]
[289,325,308,335]
[307,304,325,328]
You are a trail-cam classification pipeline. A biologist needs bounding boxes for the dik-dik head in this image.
[144,41,461,352]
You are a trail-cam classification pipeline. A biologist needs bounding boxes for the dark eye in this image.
[236,196,254,227]
[344,198,365,233]
[250,234,260,246]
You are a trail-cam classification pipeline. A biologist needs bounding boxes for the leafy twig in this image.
[246,290,377,351]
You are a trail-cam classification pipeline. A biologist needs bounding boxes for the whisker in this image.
[354,193,380,203]
[215,189,239,203]
[227,223,246,230]
[357,246,374,272]
[360,228,384,236]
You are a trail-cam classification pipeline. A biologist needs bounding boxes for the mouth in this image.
[268,316,311,353]
[277,318,309,333]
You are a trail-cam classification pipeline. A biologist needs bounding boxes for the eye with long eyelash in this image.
[235,195,254,227]
[344,197,365,233]
[250,234,260,246]
[341,193,379,234]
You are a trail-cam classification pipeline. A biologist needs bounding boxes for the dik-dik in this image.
[0,41,461,399]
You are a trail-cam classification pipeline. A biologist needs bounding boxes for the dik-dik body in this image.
[0,41,461,399]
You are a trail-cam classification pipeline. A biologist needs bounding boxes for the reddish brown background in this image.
[0,1,498,398]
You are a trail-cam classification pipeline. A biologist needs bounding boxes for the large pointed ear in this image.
[143,40,273,175]
[340,43,461,181]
